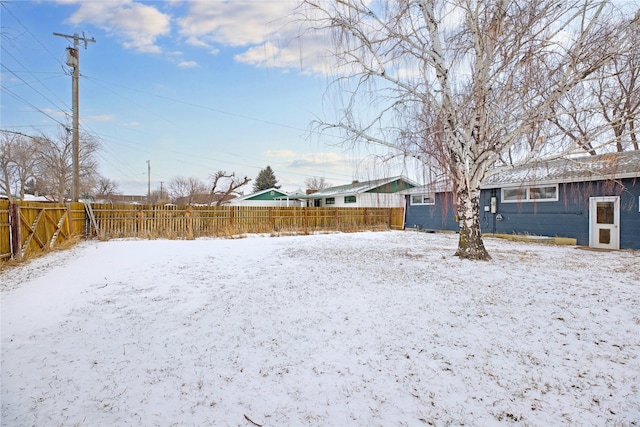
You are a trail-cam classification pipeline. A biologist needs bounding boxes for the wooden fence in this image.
[0,200,10,260]
[0,200,85,261]
[1,201,405,262]
[91,204,405,239]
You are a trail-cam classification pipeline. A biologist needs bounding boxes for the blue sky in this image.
[1,0,412,195]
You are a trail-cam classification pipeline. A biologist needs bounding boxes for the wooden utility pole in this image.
[53,32,96,201]
[147,160,151,204]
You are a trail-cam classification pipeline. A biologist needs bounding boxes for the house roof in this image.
[401,176,454,195]
[233,187,288,201]
[482,151,640,188]
[303,176,417,198]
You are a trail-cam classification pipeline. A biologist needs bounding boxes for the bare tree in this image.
[547,87,600,156]
[168,176,208,205]
[0,132,16,201]
[0,131,41,201]
[149,188,169,205]
[591,22,640,152]
[93,176,119,198]
[301,0,638,260]
[35,127,100,201]
[11,135,39,200]
[305,176,331,192]
[210,171,250,205]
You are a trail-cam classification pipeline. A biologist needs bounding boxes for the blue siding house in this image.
[404,151,640,250]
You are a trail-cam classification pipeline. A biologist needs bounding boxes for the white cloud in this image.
[63,0,170,54]
[60,0,337,74]
[265,149,296,158]
[177,0,335,75]
[41,108,68,119]
[87,114,116,122]
[177,60,198,68]
[177,2,293,47]
[287,152,351,170]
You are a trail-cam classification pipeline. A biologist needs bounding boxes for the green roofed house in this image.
[302,176,417,208]
[226,188,303,207]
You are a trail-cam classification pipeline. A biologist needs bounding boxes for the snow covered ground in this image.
[1,231,639,426]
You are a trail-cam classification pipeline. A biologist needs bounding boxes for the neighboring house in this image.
[226,188,301,207]
[101,194,148,204]
[302,176,418,208]
[1,193,56,202]
[404,151,640,250]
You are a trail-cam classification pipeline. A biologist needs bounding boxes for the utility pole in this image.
[53,32,96,201]
[160,181,164,201]
[147,160,151,204]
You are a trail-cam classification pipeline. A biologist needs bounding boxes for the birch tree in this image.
[592,24,640,152]
[301,0,638,259]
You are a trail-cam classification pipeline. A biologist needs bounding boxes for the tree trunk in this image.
[455,185,491,260]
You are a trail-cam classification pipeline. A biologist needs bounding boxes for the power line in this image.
[1,2,66,67]
[0,46,70,111]
[0,85,70,128]
[0,61,70,117]
[83,75,345,141]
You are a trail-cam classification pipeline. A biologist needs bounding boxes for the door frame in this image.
[589,196,620,250]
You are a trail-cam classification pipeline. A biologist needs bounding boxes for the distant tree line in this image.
[2,128,332,206]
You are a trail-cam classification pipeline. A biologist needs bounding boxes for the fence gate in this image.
[3,202,79,261]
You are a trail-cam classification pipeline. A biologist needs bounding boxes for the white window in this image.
[501,184,558,203]
[411,194,435,205]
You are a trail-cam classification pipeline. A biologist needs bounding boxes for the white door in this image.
[589,196,620,250]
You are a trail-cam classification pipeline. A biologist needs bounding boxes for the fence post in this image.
[136,205,143,235]
[269,207,274,231]
[186,206,193,240]
[230,206,235,229]
[9,203,22,261]
[65,203,72,238]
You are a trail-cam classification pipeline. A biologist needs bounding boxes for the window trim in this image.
[410,193,436,205]
[501,184,559,203]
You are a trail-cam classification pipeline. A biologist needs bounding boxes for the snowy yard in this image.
[1,231,639,426]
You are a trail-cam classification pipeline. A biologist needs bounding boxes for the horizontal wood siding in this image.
[405,178,640,249]
[404,193,459,232]
[481,179,640,248]
[622,178,640,250]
